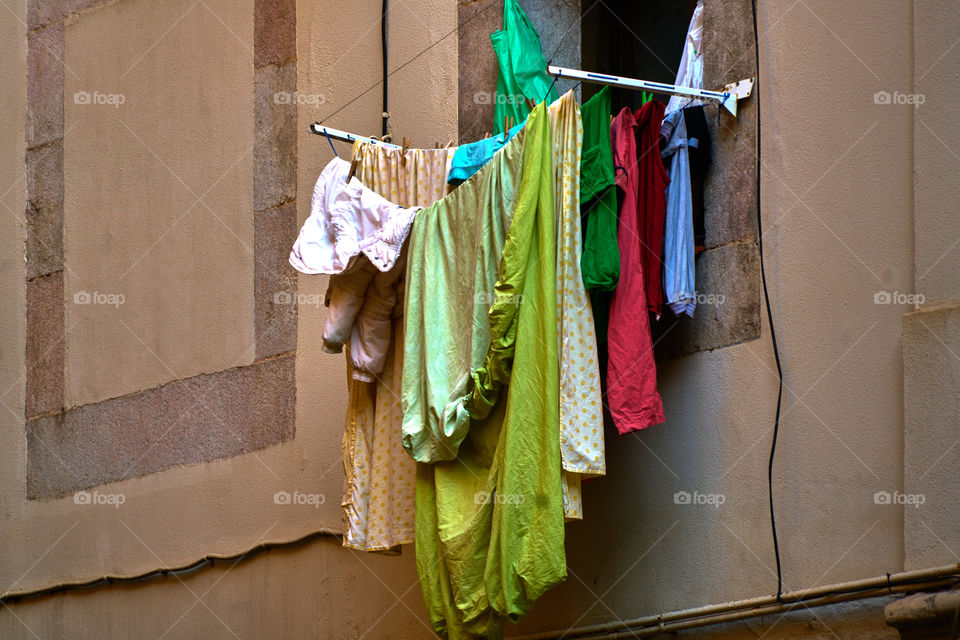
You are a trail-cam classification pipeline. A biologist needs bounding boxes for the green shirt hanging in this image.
[579,86,620,292]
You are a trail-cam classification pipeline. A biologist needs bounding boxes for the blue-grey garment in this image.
[661,109,697,317]
[447,122,525,185]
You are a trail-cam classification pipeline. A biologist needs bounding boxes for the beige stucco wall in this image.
[63,0,255,407]
[0,0,28,552]
[1,0,956,639]
[1,0,457,623]
[2,0,340,597]
[904,0,960,572]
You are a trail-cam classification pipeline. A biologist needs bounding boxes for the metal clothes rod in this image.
[308,123,401,149]
[547,65,755,118]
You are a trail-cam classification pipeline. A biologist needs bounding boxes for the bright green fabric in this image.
[490,0,558,135]
[412,103,565,638]
[579,86,620,292]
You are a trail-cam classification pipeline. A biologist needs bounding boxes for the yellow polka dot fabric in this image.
[352,142,457,208]
[340,142,456,552]
[548,92,606,521]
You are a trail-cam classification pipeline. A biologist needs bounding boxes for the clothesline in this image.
[546,66,754,117]
[309,67,753,148]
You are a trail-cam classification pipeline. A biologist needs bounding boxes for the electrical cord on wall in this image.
[381,0,390,140]
[750,0,785,603]
[318,1,497,127]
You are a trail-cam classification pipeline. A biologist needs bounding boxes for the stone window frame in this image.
[24,0,299,499]
[456,0,760,360]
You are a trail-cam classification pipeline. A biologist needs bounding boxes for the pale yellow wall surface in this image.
[913,0,960,304]
[904,0,960,571]
[63,0,256,407]
[2,0,341,598]
[0,536,433,640]
[2,0,957,638]
[0,0,29,601]
[0,0,459,605]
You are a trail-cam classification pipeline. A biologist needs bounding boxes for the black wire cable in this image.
[381,0,389,139]
[318,0,498,126]
[750,0,785,602]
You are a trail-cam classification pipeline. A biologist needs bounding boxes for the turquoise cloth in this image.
[490,0,557,135]
[448,122,525,186]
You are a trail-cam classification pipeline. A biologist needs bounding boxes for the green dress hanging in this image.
[410,103,565,639]
[490,0,558,134]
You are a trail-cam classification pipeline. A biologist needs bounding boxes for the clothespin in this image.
[347,157,360,182]
[434,142,440,149]
[402,136,411,154]
[525,97,536,110]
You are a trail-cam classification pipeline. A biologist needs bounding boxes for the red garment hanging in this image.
[606,101,668,434]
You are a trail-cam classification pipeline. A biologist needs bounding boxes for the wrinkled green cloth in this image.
[579,86,620,292]
[491,0,558,135]
[401,130,524,465]
[410,103,565,639]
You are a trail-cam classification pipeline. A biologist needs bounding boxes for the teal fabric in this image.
[448,121,525,185]
[490,0,558,135]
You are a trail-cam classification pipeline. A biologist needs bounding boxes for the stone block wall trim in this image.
[25,272,65,418]
[253,61,298,213]
[652,240,761,359]
[702,0,761,250]
[254,201,298,360]
[254,0,296,69]
[26,354,296,499]
[649,0,763,356]
[457,0,505,144]
[24,0,298,496]
[25,139,64,279]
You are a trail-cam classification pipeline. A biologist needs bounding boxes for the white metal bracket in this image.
[547,66,755,118]
[308,124,401,149]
